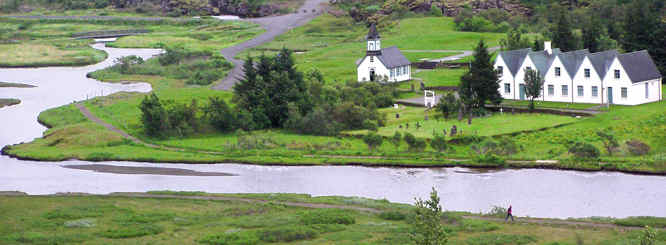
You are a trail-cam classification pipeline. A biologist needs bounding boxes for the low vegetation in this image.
[0,193,664,244]
[0,98,20,108]
[0,81,36,87]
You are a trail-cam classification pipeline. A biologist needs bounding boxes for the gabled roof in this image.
[498,48,531,76]
[617,50,662,83]
[377,46,411,68]
[367,23,380,40]
[558,49,589,78]
[528,48,560,77]
[587,50,618,80]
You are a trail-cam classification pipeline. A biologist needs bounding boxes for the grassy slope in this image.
[413,68,467,87]
[0,98,20,108]
[1,195,663,244]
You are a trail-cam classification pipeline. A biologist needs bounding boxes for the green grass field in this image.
[403,51,462,62]
[413,68,467,87]
[0,194,663,245]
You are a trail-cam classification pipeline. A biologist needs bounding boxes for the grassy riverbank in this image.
[0,98,20,108]
[0,81,35,87]
[1,193,664,244]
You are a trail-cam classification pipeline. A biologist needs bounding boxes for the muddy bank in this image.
[0,98,20,108]
[63,164,236,176]
[0,82,36,88]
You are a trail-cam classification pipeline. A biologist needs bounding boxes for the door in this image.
[369,69,376,82]
[519,84,525,100]
[607,87,613,104]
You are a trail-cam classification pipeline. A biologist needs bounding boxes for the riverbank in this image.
[0,81,36,88]
[0,192,662,244]
[0,98,20,108]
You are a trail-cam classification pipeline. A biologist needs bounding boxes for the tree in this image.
[391,131,402,153]
[500,28,531,50]
[458,40,501,125]
[409,187,448,245]
[641,226,656,245]
[436,93,459,120]
[203,96,235,132]
[552,9,576,52]
[430,134,447,153]
[622,0,666,75]
[523,68,544,112]
[363,132,383,151]
[582,15,603,52]
[114,55,144,74]
[139,93,168,137]
[404,132,426,152]
[532,38,544,51]
[596,130,619,156]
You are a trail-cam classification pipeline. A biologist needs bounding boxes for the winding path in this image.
[212,0,328,90]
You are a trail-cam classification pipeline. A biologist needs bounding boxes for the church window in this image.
[390,69,395,77]
[370,56,373,62]
[403,66,407,75]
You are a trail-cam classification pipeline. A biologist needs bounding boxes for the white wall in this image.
[571,57,603,104]
[357,56,388,82]
[514,56,537,101]
[543,56,573,103]
[388,65,411,82]
[494,55,514,100]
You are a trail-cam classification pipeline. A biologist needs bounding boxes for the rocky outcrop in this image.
[441,0,531,17]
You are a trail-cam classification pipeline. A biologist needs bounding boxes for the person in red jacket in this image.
[505,205,514,222]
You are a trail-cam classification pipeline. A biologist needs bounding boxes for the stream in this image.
[0,43,664,219]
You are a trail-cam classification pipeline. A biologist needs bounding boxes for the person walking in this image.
[505,205,514,222]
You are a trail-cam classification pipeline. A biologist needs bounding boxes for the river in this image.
[0,44,664,219]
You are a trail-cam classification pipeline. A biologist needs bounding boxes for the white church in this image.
[356,23,411,83]
[495,41,662,105]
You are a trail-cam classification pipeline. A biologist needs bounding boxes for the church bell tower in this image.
[366,23,381,56]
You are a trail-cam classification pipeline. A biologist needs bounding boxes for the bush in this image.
[568,142,600,159]
[198,231,259,245]
[429,4,443,16]
[114,55,144,74]
[363,132,383,151]
[626,139,650,156]
[614,217,666,228]
[379,211,407,221]
[404,133,426,152]
[430,134,447,152]
[259,226,318,243]
[485,205,507,218]
[300,209,356,225]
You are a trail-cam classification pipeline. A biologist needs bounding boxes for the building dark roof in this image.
[558,49,589,78]
[498,48,531,76]
[617,50,662,83]
[376,46,411,68]
[528,49,560,77]
[587,50,618,80]
[367,23,380,40]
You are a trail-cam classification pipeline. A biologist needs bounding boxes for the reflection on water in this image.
[0,43,665,219]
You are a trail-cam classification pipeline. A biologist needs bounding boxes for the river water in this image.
[1,44,664,219]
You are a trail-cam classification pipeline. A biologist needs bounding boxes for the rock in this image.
[64,218,96,228]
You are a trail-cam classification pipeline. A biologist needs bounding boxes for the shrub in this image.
[430,134,447,152]
[404,133,426,152]
[363,132,383,151]
[259,226,318,243]
[98,224,163,239]
[466,234,538,245]
[300,209,356,225]
[114,55,144,74]
[429,4,443,16]
[485,205,507,218]
[626,139,650,156]
[203,97,236,132]
[614,217,666,228]
[198,231,259,245]
[379,211,407,221]
[568,142,600,159]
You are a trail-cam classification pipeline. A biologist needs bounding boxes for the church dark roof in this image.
[377,46,410,68]
[617,50,662,83]
[367,23,380,40]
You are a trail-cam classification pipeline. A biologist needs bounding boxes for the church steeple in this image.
[366,23,381,56]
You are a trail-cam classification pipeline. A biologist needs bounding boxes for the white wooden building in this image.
[356,23,411,83]
[494,41,662,105]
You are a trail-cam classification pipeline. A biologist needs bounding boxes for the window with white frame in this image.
[504,83,510,94]
[396,67,401,76]
[403,66,407,75]
[555,67,561,77]
[390,69,395,77]
[562,85,568,96]
[614,69,620,79]
[621,87,628,98]
[370,56,373,62]
[548,85,554,96]
[497,66,503,76]
[592,86,598,97]
[584,69,590,78]
[577,85,584,97]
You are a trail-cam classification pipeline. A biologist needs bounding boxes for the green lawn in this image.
[240,15,505,84]
[413,68,467,87]
[0,194,662,245]
[402,51,462,63]
[501,99,600,110]
[345,106,580,139]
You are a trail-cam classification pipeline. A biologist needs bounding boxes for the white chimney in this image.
[544,41,552,55]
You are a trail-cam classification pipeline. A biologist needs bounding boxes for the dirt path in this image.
[403,46,501,62]
[212,0,328,90]
[2,192,655,230]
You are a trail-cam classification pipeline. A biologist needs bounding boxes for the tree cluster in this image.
[458,40,502,125]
